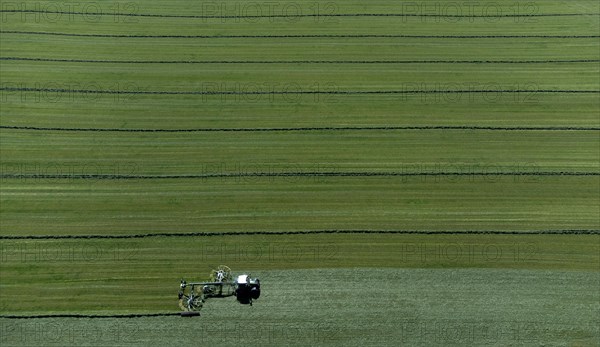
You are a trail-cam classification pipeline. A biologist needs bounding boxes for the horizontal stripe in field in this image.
[1,10,598,19]
[1,172,598,181]
[1,125,599,132]
[2,57,599,64]
[1,87,598,95]
[2,31,599,39]
[1,230,598,240]
[0,313,180,319]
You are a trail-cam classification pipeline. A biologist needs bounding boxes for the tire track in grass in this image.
[2,31,600,39]
[2,125,599,132]
[1,172,598,181]
[1,87,598,95]
[1,229,598,240]
[1,10,598,19]
[0,313,181,319]
[2,57,599,64]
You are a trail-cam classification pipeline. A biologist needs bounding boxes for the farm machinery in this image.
[178,265,260,315]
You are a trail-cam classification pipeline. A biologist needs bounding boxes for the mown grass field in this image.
[2,268,599,346]
[0,0,599,346]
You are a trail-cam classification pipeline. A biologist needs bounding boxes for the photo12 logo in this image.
[199,82,340,104]
[399,2,540,22]
[0,161,139,183]
[396,242,538,264]
[396,319,575,344]
[197,1,339,23]
[0,82,142,104]
[198,162,342,183]
[0,320,143,345]
[196,322,338,344]
[397,162,542,183]
[198,242,338,264]
[399,82,540,104]
[0,1,140,23]
[0,241,141,263]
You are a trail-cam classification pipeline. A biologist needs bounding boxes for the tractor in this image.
[178,265,260,315]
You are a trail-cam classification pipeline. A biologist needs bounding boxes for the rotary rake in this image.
[178,265,260,316]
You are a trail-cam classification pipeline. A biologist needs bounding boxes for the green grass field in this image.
[1,1,599,346]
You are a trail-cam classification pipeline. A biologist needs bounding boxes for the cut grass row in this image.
[2,93,599,129]
[2,36,598,61]
[2,20,599,36]
[1,130,598,174]
[5,0,599,15]
[2,61,598,91]
[1,177,598,235]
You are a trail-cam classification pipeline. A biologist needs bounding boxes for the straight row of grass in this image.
[2,93,599,129]
[3,37,599,61]
[1,177,597,235]
[2,61,599,90]
[2,16,599,36]
[1,130,598,173]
